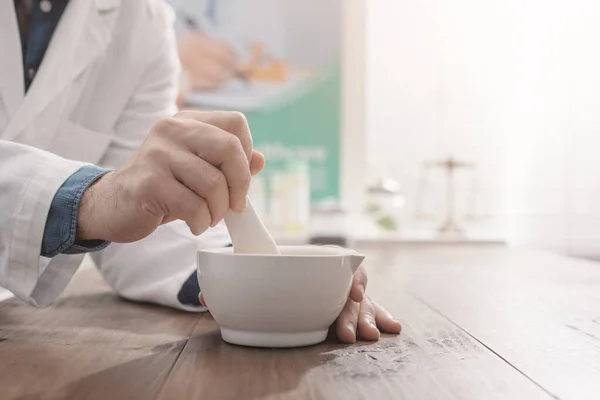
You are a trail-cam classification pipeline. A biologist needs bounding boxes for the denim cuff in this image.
[41,165,112,258]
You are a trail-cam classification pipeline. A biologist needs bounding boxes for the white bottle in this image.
[284,161,310,232]
[269,172,288,231]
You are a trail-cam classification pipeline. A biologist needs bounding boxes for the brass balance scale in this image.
[414,156,483,237]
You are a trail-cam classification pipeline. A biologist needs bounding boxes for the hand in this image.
[198,264,402,343]
[334,265,402,343]
[178,33,240,90]
[77,110,265,243]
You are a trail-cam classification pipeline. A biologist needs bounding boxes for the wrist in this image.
[77,171,113,241]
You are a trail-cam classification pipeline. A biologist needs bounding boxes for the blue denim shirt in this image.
[18,0,203,306]
[16,0,70,91]
[41,166,112,257]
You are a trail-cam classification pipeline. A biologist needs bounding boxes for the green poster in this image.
[246,62,341,204]
[182,0,342,220]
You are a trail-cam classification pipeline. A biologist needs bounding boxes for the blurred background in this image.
[174,0,600,260]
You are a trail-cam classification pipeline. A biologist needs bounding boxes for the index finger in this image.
[176,110,253,160]
[349,264,368,303]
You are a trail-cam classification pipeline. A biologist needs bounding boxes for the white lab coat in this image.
[0,0,230,310]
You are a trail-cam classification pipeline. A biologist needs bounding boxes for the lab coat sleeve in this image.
[90,5,230,312]
[0,140,89,307]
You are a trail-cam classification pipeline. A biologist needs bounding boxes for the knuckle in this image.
[197,197,210,214]
[361,269,369,285]
[153,118,190,143]
[181,126,199,145]
[349,304,360,320]
[342,298,358,317]
[227,111,248,128]
[187,197,203,216]
[174,110,195,119]
[154,117,181,134]
[144,146,169,164]
[223,134,244,154]
[239,171,251,191]
[204,167,225,191]
[363,313,376,325]
[362,308,375,321]
[363,296,375,312]
[179,191,198,215]
[356,265,368,283]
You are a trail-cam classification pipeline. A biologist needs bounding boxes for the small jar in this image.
[308,201,351,247]
[365,178,405,233]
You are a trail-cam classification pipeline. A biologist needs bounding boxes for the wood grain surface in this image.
[156,290,549,400]
[1,245,596,399]
[0,268,198,400]
[384,245,600,400]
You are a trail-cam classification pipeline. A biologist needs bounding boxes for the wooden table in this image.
[1,245,599,400]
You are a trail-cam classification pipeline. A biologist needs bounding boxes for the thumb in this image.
[250,150,265,176]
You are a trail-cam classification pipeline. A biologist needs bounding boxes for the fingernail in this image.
[347,322,355,334]
[346,325,356,342]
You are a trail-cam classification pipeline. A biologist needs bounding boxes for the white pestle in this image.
[223,197,280,255]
